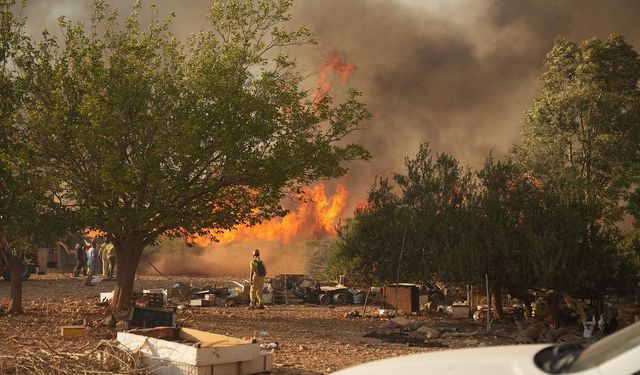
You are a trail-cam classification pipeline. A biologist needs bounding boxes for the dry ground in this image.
[0,271,634,374]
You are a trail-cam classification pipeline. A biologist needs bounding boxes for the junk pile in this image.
[143,274,370,308]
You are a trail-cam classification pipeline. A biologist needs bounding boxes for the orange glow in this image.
[85,229,105,238]
[309,183,347,234]
[314,51,356,105]
[355,198,372,212]
[193,183,348,247]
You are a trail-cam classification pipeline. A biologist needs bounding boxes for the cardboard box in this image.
[190,299,212,307]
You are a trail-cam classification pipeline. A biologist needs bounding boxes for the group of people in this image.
[72,237,116,286]
[71,241,265,299]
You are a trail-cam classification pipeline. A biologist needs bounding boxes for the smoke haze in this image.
[16,0,640,275]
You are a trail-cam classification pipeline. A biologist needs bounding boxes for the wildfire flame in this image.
[85,230,105,238]
[314,51,356,105]
[193,182,348,247]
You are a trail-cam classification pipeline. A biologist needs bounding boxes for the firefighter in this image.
[248,249,267,309]
[103,240,116,279]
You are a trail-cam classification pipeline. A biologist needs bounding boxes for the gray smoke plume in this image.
[17,0,640,212]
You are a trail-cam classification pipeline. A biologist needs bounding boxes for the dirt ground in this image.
[0,272,636,374]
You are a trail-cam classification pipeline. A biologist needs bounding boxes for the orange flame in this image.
[193,183,348,247]
[85,229,105,238]
[314,51,356,105]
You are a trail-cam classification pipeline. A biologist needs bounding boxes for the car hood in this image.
[333,344,553,375]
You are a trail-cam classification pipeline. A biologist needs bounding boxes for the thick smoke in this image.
[19,0,640,187]
[289,0,640,205]
[17,0,640,275]
[138,239,313,277]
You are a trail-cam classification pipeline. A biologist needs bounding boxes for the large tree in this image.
[19,0,370,309]
[513,34,640,223]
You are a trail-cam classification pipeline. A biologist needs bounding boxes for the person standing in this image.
[104,240,116,280]
[249,249,267,310]
[85,242,98,286]
[72,243,85,277]
[99,239,110,277]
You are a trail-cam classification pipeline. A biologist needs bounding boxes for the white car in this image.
[333,321,640,374]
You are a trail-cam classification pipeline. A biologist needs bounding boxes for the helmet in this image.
[252,249,260,257]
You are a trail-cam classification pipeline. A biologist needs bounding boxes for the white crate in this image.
[118,327,265,372]
[143,289,169,304]
[142,352,272,375]
[100,292,114,303]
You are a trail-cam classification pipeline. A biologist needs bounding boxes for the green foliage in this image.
[513,34,640,224]
[394,144,476,282]
[615,229,640,293]
[326,178,404,284]
[0,0,75,254]
[18,0,370,249]
[331,142,630,295]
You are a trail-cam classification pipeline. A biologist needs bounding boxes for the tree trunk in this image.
[8,253,23,314]
[549,291,561,329]
[111,236,145,310]
[492,284,504,320]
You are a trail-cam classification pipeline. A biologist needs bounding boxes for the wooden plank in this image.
[127,327,179,340]
[179,327,251,347]
[60,325,86,337]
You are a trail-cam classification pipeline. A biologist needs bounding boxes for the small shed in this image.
[383,283,420,314]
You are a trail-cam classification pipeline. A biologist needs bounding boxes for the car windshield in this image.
[569,321,640,372]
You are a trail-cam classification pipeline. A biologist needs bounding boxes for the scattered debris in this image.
[0,340,150,374]
[541,327,569,343]
[516,321,544,344]
[363,331,448,348]
[416,326,441,338]
[344,310,361,318]
[260,342,280,350]
[99,292,113,304]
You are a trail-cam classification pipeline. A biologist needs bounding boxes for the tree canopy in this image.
[513,34,640,223]
[16,0,370,308]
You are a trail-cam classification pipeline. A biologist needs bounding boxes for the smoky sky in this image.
[17,0,640,208]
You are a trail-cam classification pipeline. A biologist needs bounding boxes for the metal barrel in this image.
[332,293,347,305]
[352,293,364,304]
[318,294,330,305]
